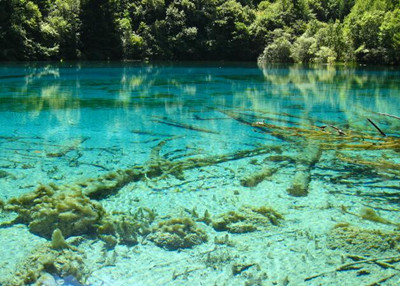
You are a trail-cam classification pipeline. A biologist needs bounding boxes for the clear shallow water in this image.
[1,62,400,285]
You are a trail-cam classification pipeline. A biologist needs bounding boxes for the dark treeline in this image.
[0,0,399,64]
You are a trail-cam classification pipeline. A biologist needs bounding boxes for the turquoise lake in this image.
[1,63,400,285]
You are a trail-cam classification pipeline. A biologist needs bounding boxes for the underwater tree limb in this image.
[304,255,400,281]
[46,137,88,158]
[218,109,296,142]
[336,153,400,176]
[240,158,292,187]
[151,117,219,134]
[328,125,346,136]
[377,112,400,121]
[365,274,397,286]
[77,142,282,199]
[367,118,386,137]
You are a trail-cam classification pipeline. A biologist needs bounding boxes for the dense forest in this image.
[0,0,399,64]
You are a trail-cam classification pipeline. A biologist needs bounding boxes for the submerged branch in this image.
[151,117,219,134]
[367,118,386,137]
[377,112,400,121]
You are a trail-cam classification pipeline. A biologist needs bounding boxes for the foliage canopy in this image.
[0,0,399,64]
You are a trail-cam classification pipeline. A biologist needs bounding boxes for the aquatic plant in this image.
[212,206,283,233]
[1,181,159,250]
[360,207,395,225]
[148,217,208,250]
[4,184,106,239]
[327,224,400,256]
[341,205,399,226]
[51,228,71,250]
[4,236,88,286]
[98,208,155,247]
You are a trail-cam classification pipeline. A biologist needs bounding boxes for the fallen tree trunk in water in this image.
[69,138,283,199]
[287,142,322,197]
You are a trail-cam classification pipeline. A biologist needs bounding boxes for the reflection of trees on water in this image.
[258,64,400,113]
[1,65,81,125]
[3,63,400,133]
[253,64,400,131]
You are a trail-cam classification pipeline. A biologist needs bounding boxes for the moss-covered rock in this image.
[212,206,283,233]
[5,184,105,239]
[148,217,208,250]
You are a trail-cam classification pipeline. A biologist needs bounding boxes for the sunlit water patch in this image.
[1,62,400,285]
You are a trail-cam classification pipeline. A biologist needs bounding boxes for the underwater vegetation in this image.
[98,208,155,248]
[4,229,88,286]
[4,184,106,239]
[327,223,400,256]
[4,185,103,239]
[1,101,400,285]
[148,217,208,250]
[212,206,283,233]
[1,183,156,249]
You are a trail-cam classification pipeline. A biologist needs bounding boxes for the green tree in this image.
[379,8,400,64]
[80,0,122,59]
[258,29,293,63]
[45,0,81,59]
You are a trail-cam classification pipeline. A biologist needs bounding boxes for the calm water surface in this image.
[1,62,400,285]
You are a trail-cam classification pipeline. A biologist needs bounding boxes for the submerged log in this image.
[77,141,282,199]
[151,117,219,134]
[240,156,294,187]
[287,142,322,197]
[46,137,88,158]
[240,167,279,187]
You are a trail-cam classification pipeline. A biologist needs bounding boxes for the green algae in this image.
[212,206,283,233]
[148,217,208,250]
[51,228,70,250]
[0,170,11,179]
[4,184,105,239]
[327,224,400,256]
[4,238,88,286]
[98,208,155,247]
[360,207,395,225]
[1,184,155,249]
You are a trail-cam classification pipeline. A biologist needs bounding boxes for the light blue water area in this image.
[0,62,399,196]
[1,62,400,284]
